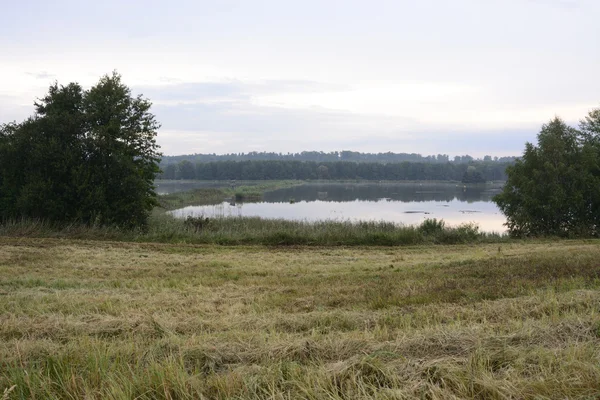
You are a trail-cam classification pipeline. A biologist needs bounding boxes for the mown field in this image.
[1,237,600,399]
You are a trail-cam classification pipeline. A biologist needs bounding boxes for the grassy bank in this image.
[0,214,506,246]
[1,238,600,398]
[158,180,304,210]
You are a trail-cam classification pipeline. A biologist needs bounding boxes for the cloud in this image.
[153,99,536,157]
[134,79,576,157]
[526,0,582,9]
[0,75,587,159]
[25,71,56,80]
[135,80,349,105]
[0,95,33,123]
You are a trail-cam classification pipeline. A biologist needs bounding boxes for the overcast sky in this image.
[1,0,599,156]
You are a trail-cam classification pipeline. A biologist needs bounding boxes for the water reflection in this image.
[170,182,507,233]
[263,182,502,203]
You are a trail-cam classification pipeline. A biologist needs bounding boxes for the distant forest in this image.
[158,159,512,183]
[161,151,517,164]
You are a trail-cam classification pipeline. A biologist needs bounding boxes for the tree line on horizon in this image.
[157,159,509,183]
[160,151,518,165]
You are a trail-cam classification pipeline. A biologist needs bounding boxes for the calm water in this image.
[170,182,507,233]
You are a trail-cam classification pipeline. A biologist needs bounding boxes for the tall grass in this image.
[0,214,507,246]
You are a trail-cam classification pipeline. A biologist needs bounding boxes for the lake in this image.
[168,182,507,233]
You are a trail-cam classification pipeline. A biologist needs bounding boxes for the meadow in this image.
[1,236,600,399]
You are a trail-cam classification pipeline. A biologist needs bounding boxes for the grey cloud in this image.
[153,100,413,137]
[146,80,540,156]
[153,99,533,157]
[135,80,348,103]
[25,71,56,80]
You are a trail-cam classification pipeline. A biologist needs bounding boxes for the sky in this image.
[1,0,599,157]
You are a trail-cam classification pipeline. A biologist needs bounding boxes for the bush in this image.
[419,218,445,236]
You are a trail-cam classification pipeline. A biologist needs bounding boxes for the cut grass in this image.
[1,238,600,398]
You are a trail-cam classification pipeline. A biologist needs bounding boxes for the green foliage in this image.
[176,160,195,180]
[0,72,161,228]
[494,114,600,237]
[157,159,510,182]
[161,150,517,164]
[419,218,445,236]
[461,165,486,184]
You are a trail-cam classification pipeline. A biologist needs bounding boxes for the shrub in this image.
[419,218,445,236]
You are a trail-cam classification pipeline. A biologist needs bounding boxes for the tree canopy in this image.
[0,72,161,228]
[160,151,516,165]
[494,111,600,237]
[157,159,510,182]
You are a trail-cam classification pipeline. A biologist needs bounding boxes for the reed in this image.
[0,214,507,246]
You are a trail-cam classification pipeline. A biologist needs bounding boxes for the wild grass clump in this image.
[419,218,445,235]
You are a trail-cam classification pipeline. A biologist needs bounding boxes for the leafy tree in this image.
[494,115,600,237]
[317,165,330,179]
[0,72,161,228]
[161,164,177,180]
[177,160,196,180]
[185,159,508,181]
[0,83,86,221]
[461,165,486,184]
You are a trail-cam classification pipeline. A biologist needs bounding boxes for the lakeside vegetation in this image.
[0,213,505,247]
[2,238,600,398]
[158,181,304,210]
[0,178,507,247]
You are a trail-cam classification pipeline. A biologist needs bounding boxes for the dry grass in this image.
[1,237,600,399]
